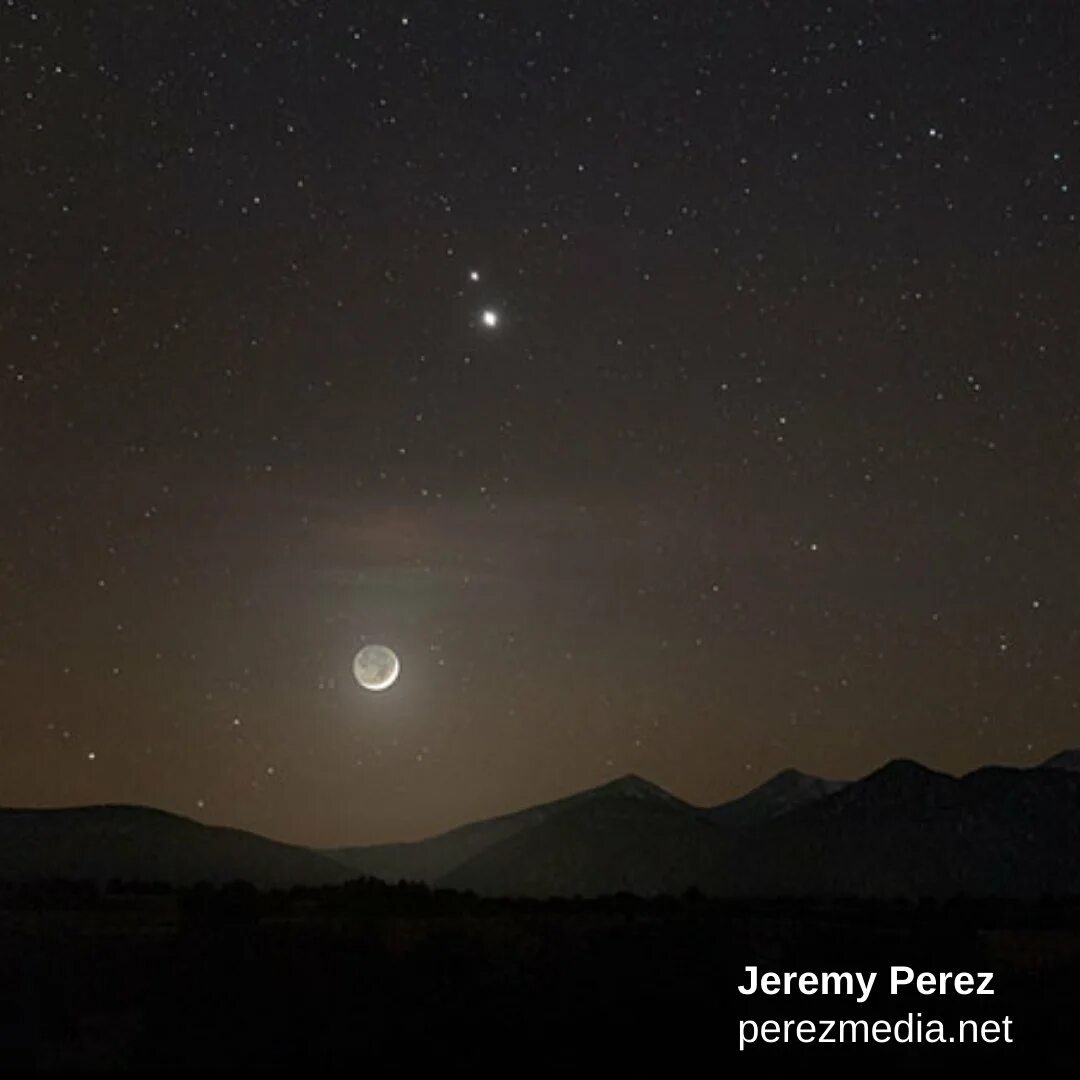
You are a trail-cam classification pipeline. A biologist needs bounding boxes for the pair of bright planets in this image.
[468,270,500,328]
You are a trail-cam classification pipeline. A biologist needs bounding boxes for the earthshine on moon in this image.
[352,644,400,692]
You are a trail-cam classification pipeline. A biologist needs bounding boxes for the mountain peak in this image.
[598,774,678,801]
[705,767,846,827]
[832,758,956,811]
[760,767,816,790]
[870,758,951,782]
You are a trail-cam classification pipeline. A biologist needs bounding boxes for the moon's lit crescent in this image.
[352,644,400,691]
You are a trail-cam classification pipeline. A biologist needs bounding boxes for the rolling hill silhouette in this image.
[0,804,350,887]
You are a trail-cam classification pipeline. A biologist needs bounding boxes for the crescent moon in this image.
[352,644,400,692]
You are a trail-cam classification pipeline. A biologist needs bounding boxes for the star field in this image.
[2,1,1078,846]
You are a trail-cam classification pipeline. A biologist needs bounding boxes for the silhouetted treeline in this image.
[1,880,1079,1071]
[5,873,1080,929]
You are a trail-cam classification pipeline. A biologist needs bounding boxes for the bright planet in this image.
[352,644,400,692]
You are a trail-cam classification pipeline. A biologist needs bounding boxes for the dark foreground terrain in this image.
[0,879,1077,1073]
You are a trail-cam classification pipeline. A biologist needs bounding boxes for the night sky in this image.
[3,2,1078,848]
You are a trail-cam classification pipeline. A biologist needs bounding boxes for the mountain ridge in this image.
[2,751,1077,897]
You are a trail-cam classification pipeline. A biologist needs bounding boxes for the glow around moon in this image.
[352,644,400,692]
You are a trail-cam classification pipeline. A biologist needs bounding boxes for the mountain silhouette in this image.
[438,777,720,897]
[325,772,690,884]
[697,760,1080,898]
[0,804,350,887]
[435,756,1080,899]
